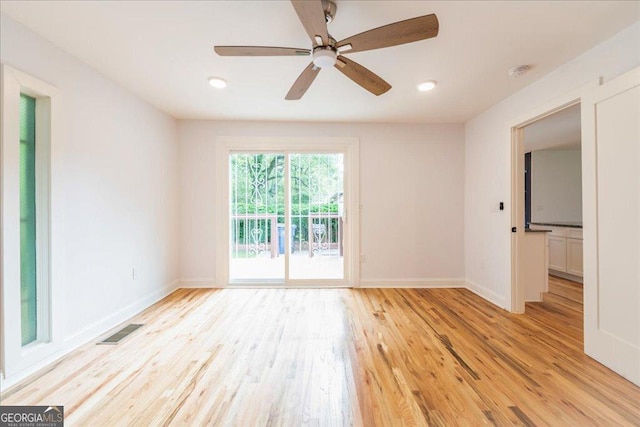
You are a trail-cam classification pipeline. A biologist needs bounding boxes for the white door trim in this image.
[508,80,598,313]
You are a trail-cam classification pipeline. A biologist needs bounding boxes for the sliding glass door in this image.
[229,153,285,281]
[288,153,344,280]
[228,151,345,284]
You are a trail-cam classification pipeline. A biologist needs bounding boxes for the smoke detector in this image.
[508,65,531,78]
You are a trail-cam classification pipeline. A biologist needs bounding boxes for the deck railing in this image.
[231,213,342,258]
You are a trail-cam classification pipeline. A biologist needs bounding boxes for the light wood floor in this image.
[2,287,639,426]
[541,275,584,314]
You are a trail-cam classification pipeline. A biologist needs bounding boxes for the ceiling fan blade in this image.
[214,46,311,56]
[286,62,321,100]
[291,0,329,46]
[336,14,438,54]
[334,56,391,96]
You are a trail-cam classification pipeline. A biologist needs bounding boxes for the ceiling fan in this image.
[214,0,439,100]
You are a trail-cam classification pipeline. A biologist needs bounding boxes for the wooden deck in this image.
[2,286,639,426]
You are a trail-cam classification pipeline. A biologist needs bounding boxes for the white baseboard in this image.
[180,278,469,289]
[359,278,466,288]
[465,279,507,309]
[179,278,221,288]
[179,279,351,288]
[0,280,180,392]
[63,280,180,346]
[178,278,507,312]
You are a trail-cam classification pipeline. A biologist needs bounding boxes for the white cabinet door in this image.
[548,235,567,272]
[566,238,583,277]
[582,66,639,386]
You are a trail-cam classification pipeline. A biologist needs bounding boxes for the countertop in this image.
[525,228,551,233]
[529,221,583,229]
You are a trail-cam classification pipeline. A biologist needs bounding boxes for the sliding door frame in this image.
[215,137,360,287]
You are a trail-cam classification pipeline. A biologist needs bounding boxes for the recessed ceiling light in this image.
[417,81,437,92]
[208,77,227,89]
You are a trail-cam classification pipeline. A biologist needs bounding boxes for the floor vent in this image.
[97,324,143,345]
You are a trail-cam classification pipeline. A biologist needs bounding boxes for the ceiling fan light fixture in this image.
[208,77,227,89]
[312,47,337,68]
[417,80,437,92]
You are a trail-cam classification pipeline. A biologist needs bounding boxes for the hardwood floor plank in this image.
[2,287,639,426]
[548,275,584,304]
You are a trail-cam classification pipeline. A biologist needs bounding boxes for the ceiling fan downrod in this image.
[322,0,337,23]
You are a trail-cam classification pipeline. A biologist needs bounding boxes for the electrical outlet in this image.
[360,254,366,263]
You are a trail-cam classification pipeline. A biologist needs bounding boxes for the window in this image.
[20,94,38,346]
[2,65,55,378]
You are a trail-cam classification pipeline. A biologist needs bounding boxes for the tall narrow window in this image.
[3,66,54,377]
[20,93,37,346]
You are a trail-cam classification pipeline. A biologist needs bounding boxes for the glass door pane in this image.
[289,153,344,280]
[229,153,285,281]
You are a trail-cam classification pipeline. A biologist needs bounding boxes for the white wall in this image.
[179,121,465,286]
[1,14,180,385]
[465,22,640,308]
[531,149,582,224]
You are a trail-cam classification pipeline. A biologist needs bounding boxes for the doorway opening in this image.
[509,83,591,314]
[523,103,584,291]
[511,101,585,364]
[511,70,640,385]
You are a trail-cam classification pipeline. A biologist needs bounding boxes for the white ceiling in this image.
[524,104,582,152]
[1,1,638,123]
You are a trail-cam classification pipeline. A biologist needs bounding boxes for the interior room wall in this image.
[1,14,180,384]
[178,121,465,287]
[530,149,582,224]
[464,22,639,308]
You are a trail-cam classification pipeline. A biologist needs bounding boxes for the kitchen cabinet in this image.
[529,224,583,277]
[567,238,584,276]
[548,235,567,271]
[522,230,550,302]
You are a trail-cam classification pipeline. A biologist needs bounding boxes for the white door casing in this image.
[509,81,596,313]
[582,66,640,386]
